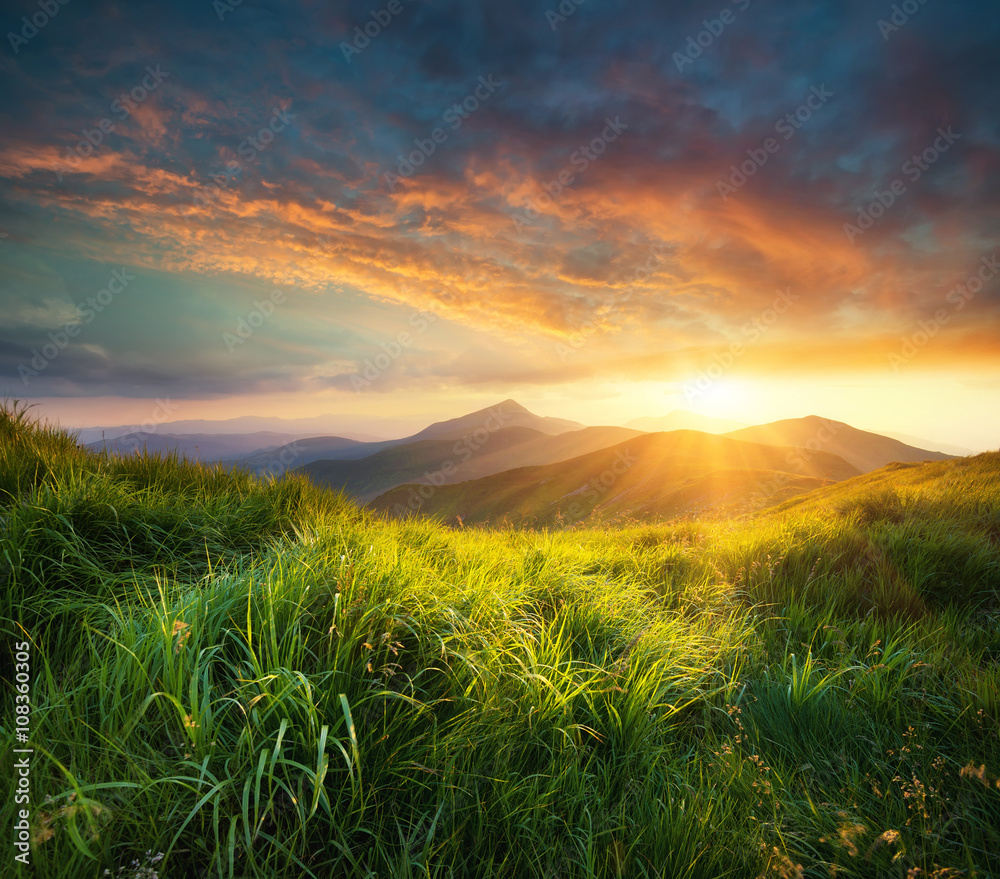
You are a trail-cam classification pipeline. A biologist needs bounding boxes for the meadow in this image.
[2,403,998,878]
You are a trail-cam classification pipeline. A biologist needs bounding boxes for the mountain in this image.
[300,425,643,501]
[234,435,391,474]
[235,399,586,476]
[624,411,747,433]
[369,430,861,527]
[86,431,307,462]
[71,415,399,444]
[406,399,583,442]
[724,416,955,473]
[882,432,975,458]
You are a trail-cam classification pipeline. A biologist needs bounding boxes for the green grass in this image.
[2,402,998,878]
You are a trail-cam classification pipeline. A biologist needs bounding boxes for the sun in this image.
[681,377,757,418]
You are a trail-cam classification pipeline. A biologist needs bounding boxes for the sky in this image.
[0,0,998,449]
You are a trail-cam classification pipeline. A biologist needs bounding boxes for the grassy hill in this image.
[725,415,954,473]
[371,430,861,526]
[2,403,998,878]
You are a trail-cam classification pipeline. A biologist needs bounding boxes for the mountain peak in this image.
[409,399,583,442]
[496,398,530,413]
[725,415,953,473]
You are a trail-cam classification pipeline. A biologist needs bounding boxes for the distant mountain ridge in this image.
[882,432,974,458]
[236,400,586,476]
[625,411,747,434]
[86,431,307,462]
[370,429,862,527]
[724,415,954,473]
[300,424,643,501]
[83,402,963,520]
[72,401,580,447]
[73,415,399,444]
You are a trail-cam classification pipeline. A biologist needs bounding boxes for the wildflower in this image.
[959,762,992,787]
[819,813,866,858]
[171,620,191,653]
[866,829,905,862]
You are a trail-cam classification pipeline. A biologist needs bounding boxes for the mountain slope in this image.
[234,434,390,474]
[767,451,1000,518]
[725,415,955,473]
[299,425,643,501]
[370,430,861,526]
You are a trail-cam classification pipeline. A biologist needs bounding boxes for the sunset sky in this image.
[0,0,998,449]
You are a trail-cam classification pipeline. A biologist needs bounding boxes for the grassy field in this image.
[2,403,998,878]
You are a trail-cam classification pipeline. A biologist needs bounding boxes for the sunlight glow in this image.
[682,378,758,417]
